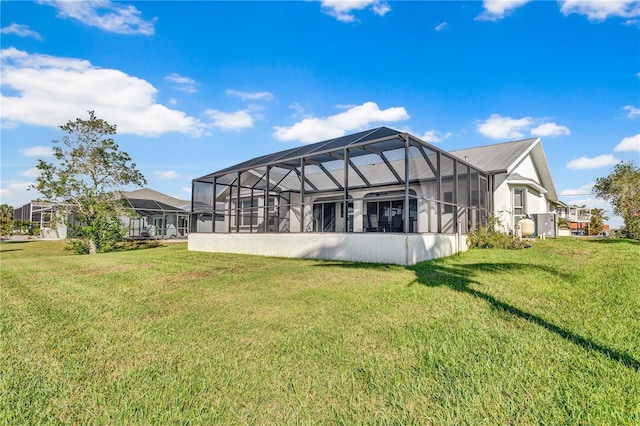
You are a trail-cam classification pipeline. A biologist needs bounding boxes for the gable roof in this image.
[197,127,403,179]
[125,198,187,216]
[449,138,539,174]
[450,137,558,202]
[122,188,189,209]
[193,128,558,202]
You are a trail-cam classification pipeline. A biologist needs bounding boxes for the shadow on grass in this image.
[587,238,640,246]
[313,261,399,271]
[317,258,639,371]
[408,261,640,371]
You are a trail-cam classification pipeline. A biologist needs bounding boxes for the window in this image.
[267,196,278,228]
[153,217,164,237]
[365,195,416,233]
[312,202,336,232]
[239,199,258,227]
[513,188,526,224]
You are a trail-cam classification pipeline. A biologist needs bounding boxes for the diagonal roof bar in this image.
[417,145,438,176]
[361,145,403,184]
[316,162,343,191]
[292,167,319,192]
[348,158,371,186]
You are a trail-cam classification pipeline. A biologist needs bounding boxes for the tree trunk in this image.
[88,238,97,255]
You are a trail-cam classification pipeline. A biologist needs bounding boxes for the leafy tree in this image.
[33,111,146,254]
[12,220,31,235]
[593,161,640,240]
[0,204,13,237]
[588,208,608,236]
[557,216,570,228]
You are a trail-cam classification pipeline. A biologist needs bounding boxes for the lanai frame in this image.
[191,127,491,236]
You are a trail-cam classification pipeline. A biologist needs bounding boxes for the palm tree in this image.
[588,208,608,236]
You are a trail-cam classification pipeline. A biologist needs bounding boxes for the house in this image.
[188,127,559,265]
[120,188,190,239]
[13,188,190,240]
[556,202,591,236]
[12,201,70,239]
[450,138,559,238]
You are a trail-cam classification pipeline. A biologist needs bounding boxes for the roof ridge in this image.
[451,137,538,152]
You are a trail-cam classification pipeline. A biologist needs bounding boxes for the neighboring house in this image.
[188,127,560,265]
[120,188,190,239]
[12,188,190,240]
[556,202,591,236]
[12,201,69,239]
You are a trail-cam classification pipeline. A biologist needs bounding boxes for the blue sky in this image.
[1,0,639,228]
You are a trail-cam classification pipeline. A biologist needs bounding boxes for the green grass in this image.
[1,238,639,424]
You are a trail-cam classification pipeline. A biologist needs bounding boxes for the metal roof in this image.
[125,198,187,217]
[195,127,403,181]
[449,138,539,174]
[192,128,557,201]
[122,188,190,209]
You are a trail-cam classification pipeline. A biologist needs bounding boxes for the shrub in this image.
[467,216,525,250]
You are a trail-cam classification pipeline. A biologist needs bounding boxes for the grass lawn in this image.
[1,237,639,424]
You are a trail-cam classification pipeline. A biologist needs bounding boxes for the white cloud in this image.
[614,133,640,152]
[289,102,305,117]
[38,0,156,35]
[560,182,594,196]
[181,186,191,194]
[434,21,449,31]
[205,109,254,131]
[168,98,177,105]
[273,101,409,143]
[1,48,206,137]
[420,130,453,143]
[0,181,36,207]
[476,0,532,21]
[530,122,571,137]
[21,168,41,178]
[623,105,640,119]
[320,0,391,22]
[1,23,42,40]
[566,154,619,170]
[165,73,197,93]
[559,0,640,22]
[20,146,54,157]
[226,89,274,102]
[154,170,179,179]
[477,114,571,139]
[476,114,534,139]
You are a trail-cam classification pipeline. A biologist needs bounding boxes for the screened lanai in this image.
[191,127,490,238]
[124,198,189,239]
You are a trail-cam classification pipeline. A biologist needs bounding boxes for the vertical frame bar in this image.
[212,177,217,233]
[437,151,442,233]
[264,166,270,233]
[403,135,410,233]
[235,171,241,233]
[300,157,305,232]
[343,148,349,233]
